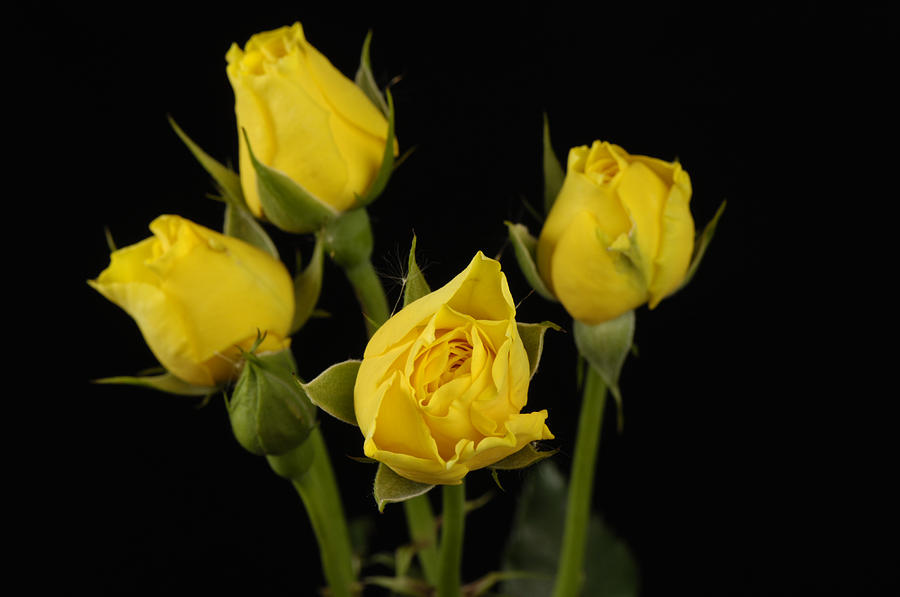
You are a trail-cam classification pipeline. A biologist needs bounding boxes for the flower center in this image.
[413,332,478,406]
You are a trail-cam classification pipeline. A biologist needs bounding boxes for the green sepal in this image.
[354,30,389,117]
[489,442,559,471]
[168,117,279,258]
[680,199,726,291]
[501,461,639,597]
[505,221,557,302]
[227,349,317,456]
[542,113,565,215]
[573,310,635,431]
[168,116,244,206]
[322,207,374,269]
[354,89,397,207]
[243,129,337,234]
[104,226,116,252]
[517,320,561,379]
[467,571,543,597]
[302,360,361,426]
[373,462,434,513]
[290,234,325,334]
[404,235,431,307]
[93,372,216,397]
[362,576,430,597]
[222,201,279,259]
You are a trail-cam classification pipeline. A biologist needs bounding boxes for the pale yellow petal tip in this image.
[225,42,243,64]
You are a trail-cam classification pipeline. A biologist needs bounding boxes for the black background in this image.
[26,3,893,595]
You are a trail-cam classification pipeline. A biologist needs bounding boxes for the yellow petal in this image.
[301,29,391,141]
[550,209,647,324]
[369,372,442,463]
[614,161,669,281]
[89,216,293,386]
[365,252,505,359]
[647,173,695,307]
[537,149,631,294]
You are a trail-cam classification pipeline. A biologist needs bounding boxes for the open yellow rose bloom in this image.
[537,141,695,324]
[226,22,393,215]
[89,215,294,387]
[354,252,553,485]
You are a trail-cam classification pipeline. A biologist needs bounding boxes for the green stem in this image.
[552,365,608,597]
[327,209,441,584]
[437,482,466,597]
[404,494,440,585]
[343,259,390,338]
[267,428,356,597]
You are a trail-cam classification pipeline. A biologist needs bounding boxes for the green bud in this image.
[228,349,316,456]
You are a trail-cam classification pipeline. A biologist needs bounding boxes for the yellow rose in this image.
[226,22,393,215]
[354,252,553,485]
[89,215,294,387]
[537,141,695,324]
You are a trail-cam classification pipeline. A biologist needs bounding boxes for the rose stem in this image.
[437,481,466,597]
[342,240,440,583]
[404,492,440,585]
[343,259,390,338]
[267,428,356,597]
[552,364,608,597]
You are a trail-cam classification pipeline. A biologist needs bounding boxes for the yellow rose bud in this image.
[226,22,393,215]
[354,252,553,485]
[89,215,294,387]
[537,141,695,324]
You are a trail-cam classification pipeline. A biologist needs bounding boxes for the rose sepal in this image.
[506,221,557,301]
[403,234,431,305]
[573,310,635,430]
[354,89,397,208]
[489,442,559,471]
[243,129,338,234]
[168,117,279,258]
[678,199,726,292]
[226,343,317,456]
[373,462,434,513]
[291,234,325,334]
[354,30,389,116]
[517,320,561,379]
[92,371,217,397]
[302,360,361,426]
[542,113,565,214]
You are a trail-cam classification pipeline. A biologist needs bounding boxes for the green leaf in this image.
[290,234,325,334]
[501,461,639,597]
[242,129,337,234]
[404,235,431,307]
[168,116,244,206]
[517,321,561,379]
[489,442,559,471]
[354,89,397,207]
[680,199,726,291]
[374,463,434,512]
[573,311,635,431]
[543,113,565,215]
[505,222,557,302]
[301,360,361,426]
[353,30,389,117]
[93,372,216,397]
